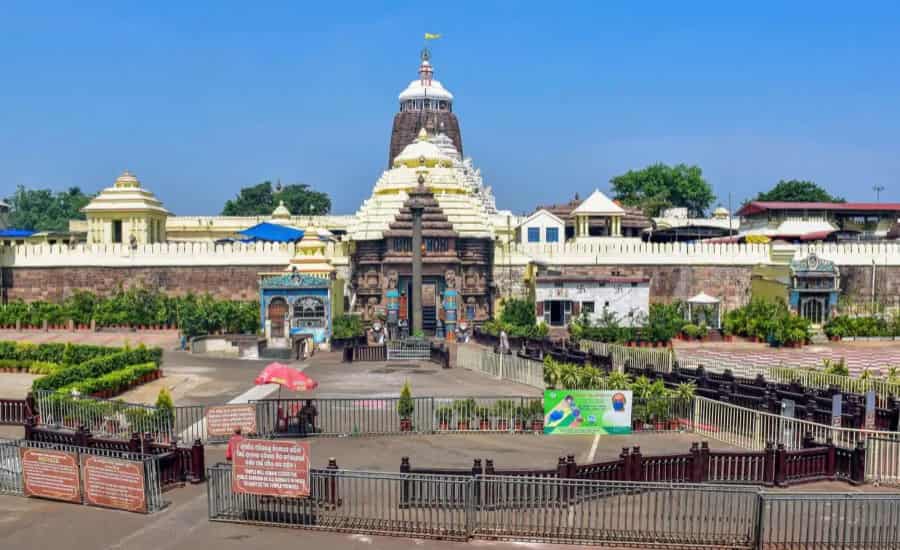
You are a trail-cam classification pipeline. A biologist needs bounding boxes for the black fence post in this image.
[852,440,866,485]
[631,446,643,482]
[191,438,205,482]
[774,444,787,486]
[763,441,776,486]
[400,456,410,508]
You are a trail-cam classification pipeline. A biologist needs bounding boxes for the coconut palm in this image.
[559,363,581,389]
[578,366,606,390]
[543,358,563,389]
[674,382,696,401]
[607,371,632,390]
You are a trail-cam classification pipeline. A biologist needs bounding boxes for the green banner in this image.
[543,390,632,435]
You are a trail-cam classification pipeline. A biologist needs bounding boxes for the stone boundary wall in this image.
[507,241,772,266]
[4,265,272,302]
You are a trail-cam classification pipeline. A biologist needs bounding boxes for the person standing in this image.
[225,427,242,462]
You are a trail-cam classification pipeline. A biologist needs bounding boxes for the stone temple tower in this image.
[388,48,463,167]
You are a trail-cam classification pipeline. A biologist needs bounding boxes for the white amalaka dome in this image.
[392,128,453,168]
[397,50,454,103]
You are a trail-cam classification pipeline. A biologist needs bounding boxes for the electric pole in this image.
[873,185,885,202]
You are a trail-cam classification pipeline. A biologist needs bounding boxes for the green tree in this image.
[221,181,331,216]
[6,186,92,231]
[610,163,715,217]
[754,180,844,203]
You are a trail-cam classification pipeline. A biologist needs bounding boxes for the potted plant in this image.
[452,399,476,430]
[397,381,414,432]
[475,406,492,430]
[493,400,515,431]
[513,405,527,432]
[435,406,453,431]
[528,400,545,432]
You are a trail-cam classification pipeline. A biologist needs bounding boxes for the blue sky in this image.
[1,1,899,215]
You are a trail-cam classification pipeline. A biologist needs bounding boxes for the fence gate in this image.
[386,340,431,361]
[867,437,900,486]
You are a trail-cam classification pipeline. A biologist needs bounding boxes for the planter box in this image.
[478,420,491,430]
[496,420,510,431]
[531,420,544,433]
[400,418,413,432]
[457,421,471,431]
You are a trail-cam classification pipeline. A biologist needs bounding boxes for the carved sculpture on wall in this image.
[445,269,457,290]
[386,270,398,291]
[365,269,380,289]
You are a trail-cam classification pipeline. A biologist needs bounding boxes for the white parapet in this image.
[797,243,900,266]
[505,241,773,266]
[0,241,311,267]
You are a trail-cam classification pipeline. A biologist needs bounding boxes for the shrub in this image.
[333,314,364,340]
[397,382,414,419]
[33,346,163,392]
[60,362,159,395]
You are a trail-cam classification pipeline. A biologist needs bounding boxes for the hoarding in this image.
[20,448,81,503]
[543,390,633,435]
[206,404,258,437]
[82,455,147,513]
[231,439,311,498]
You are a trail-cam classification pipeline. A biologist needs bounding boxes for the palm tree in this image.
[578,366,605,390]
[607,371,632,390]
[675,382,696,401]
[559,364,581,389]
[543,358,563,389]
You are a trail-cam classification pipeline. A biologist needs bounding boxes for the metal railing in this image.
[208,465,473,540]
[386,339,431,361]
[692,396,900,452]
[33,390,174,442]
[0,438,168,512]
[758,493,900,548]
[0,398,30,425]
[578,340,674,372]
[208,464,768,548]
[866,437,900,486]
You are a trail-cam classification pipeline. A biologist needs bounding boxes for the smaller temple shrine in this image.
[789,252,840,324]
[258,225,336,347]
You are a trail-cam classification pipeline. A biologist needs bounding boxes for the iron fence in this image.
[208,465,767,548]
[173,404,207,444]
[0,438,168,512]
[0,398,30,425]
[208,465,473,540]
[866,437,900,486]
[33,390,174,442]
[692,396,900,452]
[386,340,431,361]
[758,493,900,548]
[578,340,674,372]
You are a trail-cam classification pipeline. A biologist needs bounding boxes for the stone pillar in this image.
[410,183,425,336]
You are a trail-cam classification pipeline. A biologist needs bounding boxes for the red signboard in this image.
[232,439,311,498]
[81,455,147,513]
[20,448,81,503]
[206,404,258,437]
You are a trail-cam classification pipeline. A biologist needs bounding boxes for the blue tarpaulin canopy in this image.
[238,222,304,242]
[0,229,36,238]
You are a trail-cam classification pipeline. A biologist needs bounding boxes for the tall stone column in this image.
[410,179,426,336]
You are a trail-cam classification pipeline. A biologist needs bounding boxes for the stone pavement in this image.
[0,328,181,348]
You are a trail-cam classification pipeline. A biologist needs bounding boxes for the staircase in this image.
[809,326,829,345]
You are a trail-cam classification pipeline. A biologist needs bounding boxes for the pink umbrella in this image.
[255,362,319,392]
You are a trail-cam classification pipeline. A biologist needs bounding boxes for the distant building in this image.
[518,209,565,244]
[735,201,900,242]
[534,190,650,241]
[646,207,737,242]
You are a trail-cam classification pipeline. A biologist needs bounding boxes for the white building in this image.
[518,209,565,244]
[534,274,650,328]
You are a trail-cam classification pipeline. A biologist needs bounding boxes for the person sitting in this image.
[298,400,318,436]
[225,427,242,461]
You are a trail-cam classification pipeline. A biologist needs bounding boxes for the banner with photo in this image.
[543,390,633,435]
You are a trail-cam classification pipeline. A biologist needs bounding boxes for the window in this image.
[527,227,540,242]
[581,301,595,314]
[293,297,326,329]
[546,227,559,242]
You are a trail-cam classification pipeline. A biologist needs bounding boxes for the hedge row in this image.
[0,359,61,375]
[0,341,119,365]
[0,288,259,338]
[33,346,163,392]
[58,362,160,396]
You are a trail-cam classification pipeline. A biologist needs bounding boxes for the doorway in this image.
[267,298,288,337]
[800,296,827,325]
[545,300,572,327]
[112,220,123,244]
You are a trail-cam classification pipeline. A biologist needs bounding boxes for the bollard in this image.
[191,439,205,482]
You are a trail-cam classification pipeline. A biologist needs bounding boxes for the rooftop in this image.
[738,201,900,217]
